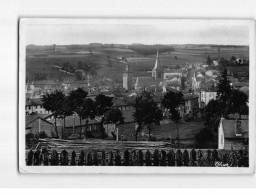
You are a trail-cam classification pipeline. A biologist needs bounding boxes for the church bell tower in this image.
[123,63,132,91]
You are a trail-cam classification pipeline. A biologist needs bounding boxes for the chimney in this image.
[235,119,242,136]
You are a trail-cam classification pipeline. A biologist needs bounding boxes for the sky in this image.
[24,20,249,46]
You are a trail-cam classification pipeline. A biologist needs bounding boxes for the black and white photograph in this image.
[18,19,255,174]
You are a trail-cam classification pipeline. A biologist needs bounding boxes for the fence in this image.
[26,148,249,167]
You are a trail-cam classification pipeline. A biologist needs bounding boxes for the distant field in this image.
[26,45,249,83]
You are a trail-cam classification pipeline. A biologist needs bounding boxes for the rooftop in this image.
[222,119,248,139]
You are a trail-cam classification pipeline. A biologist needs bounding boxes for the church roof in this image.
[133,77,162,87]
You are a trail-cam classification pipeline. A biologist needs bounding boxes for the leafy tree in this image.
[95,94,113,138]
[195,128,216,148]
[227,89,248,118]
[217,68,232,112]
[206,55,213,65]
[69,88,88,139]
[81,98,96,138]
[59,96,73,139]
[203,99,222,133]
[41,90,65,138]
[77,61,83,69]
[133,91,163,141]
[219,58,230,67]
[162,90,184,147]
[105,108,124,139]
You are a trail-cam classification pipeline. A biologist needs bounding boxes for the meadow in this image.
[26,45,249,83]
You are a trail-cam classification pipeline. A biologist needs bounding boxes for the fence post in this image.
[101,151,106,166]
[190,149,197,166]
[145,150,151,166]
[86,151,93,166]
[176,149,182,166]
[33,150,41,166]
[212,149,219,162]
[114,150,121,166]
[78,150,85,166]
[123,150,130,166]
[42,148,49,166]
[167,149,175,166]
[183,149,189,166]
[206,149,211,166]
[51,149,59,166]
[137,150,144,166]
[27,150,33,166]
[71,150,76,166]
[60,149,69,166]
[93,151,98,166]
[197,149,204,167]
[160,150,166,166]
[108,151,114,166]
[131,150,136,166]
[153,149,159,166]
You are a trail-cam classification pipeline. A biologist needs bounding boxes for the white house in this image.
[200,90,217,106]
[26,98,51,115]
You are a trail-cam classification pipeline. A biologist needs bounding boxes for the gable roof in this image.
[132,77,162,87]
[26,116,54,127]
[222,119,248,139]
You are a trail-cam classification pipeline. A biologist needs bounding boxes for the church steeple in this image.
[123,62,132,91]
[152,50,162,79]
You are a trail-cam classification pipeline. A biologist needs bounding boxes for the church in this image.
[123,51,182,92]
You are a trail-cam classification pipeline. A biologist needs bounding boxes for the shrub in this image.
[25,133,39,149]
[38,131,48,139]
[150,136,157,141]
[195,128,217,148]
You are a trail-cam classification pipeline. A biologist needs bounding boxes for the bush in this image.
[195,128,217,148]
[25,133,39,149]
[149,136,157,141]
[38,131,48,139]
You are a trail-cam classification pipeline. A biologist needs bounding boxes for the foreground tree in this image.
[227,89,248,118]
[206,55,213,66]
[95,94,113,138]
[217,68,232,113]
[133,91,163,141]
[41,90,65,138]
[105,108,124,139]
[203,99,222,133]
[59,96,73,139]
[69,88,88,139]
[162,90,184,147]
[81,98,96,138]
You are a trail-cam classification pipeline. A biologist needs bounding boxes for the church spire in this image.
[152,50,162,79]
[153,50,160,70]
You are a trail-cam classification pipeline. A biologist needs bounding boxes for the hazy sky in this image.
[25,20,249,45]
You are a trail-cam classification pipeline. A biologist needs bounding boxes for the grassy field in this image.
[26,45,249,83]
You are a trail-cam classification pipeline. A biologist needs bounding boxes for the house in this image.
[133,77,162,91]
[26,98,51,115]
[26,114,57,137]
[183,94,199,114]
[213,61,219,66]
[218,118,248,150]
[162,69,182,79]
[162,78,181,92]
[200,89,217,106]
